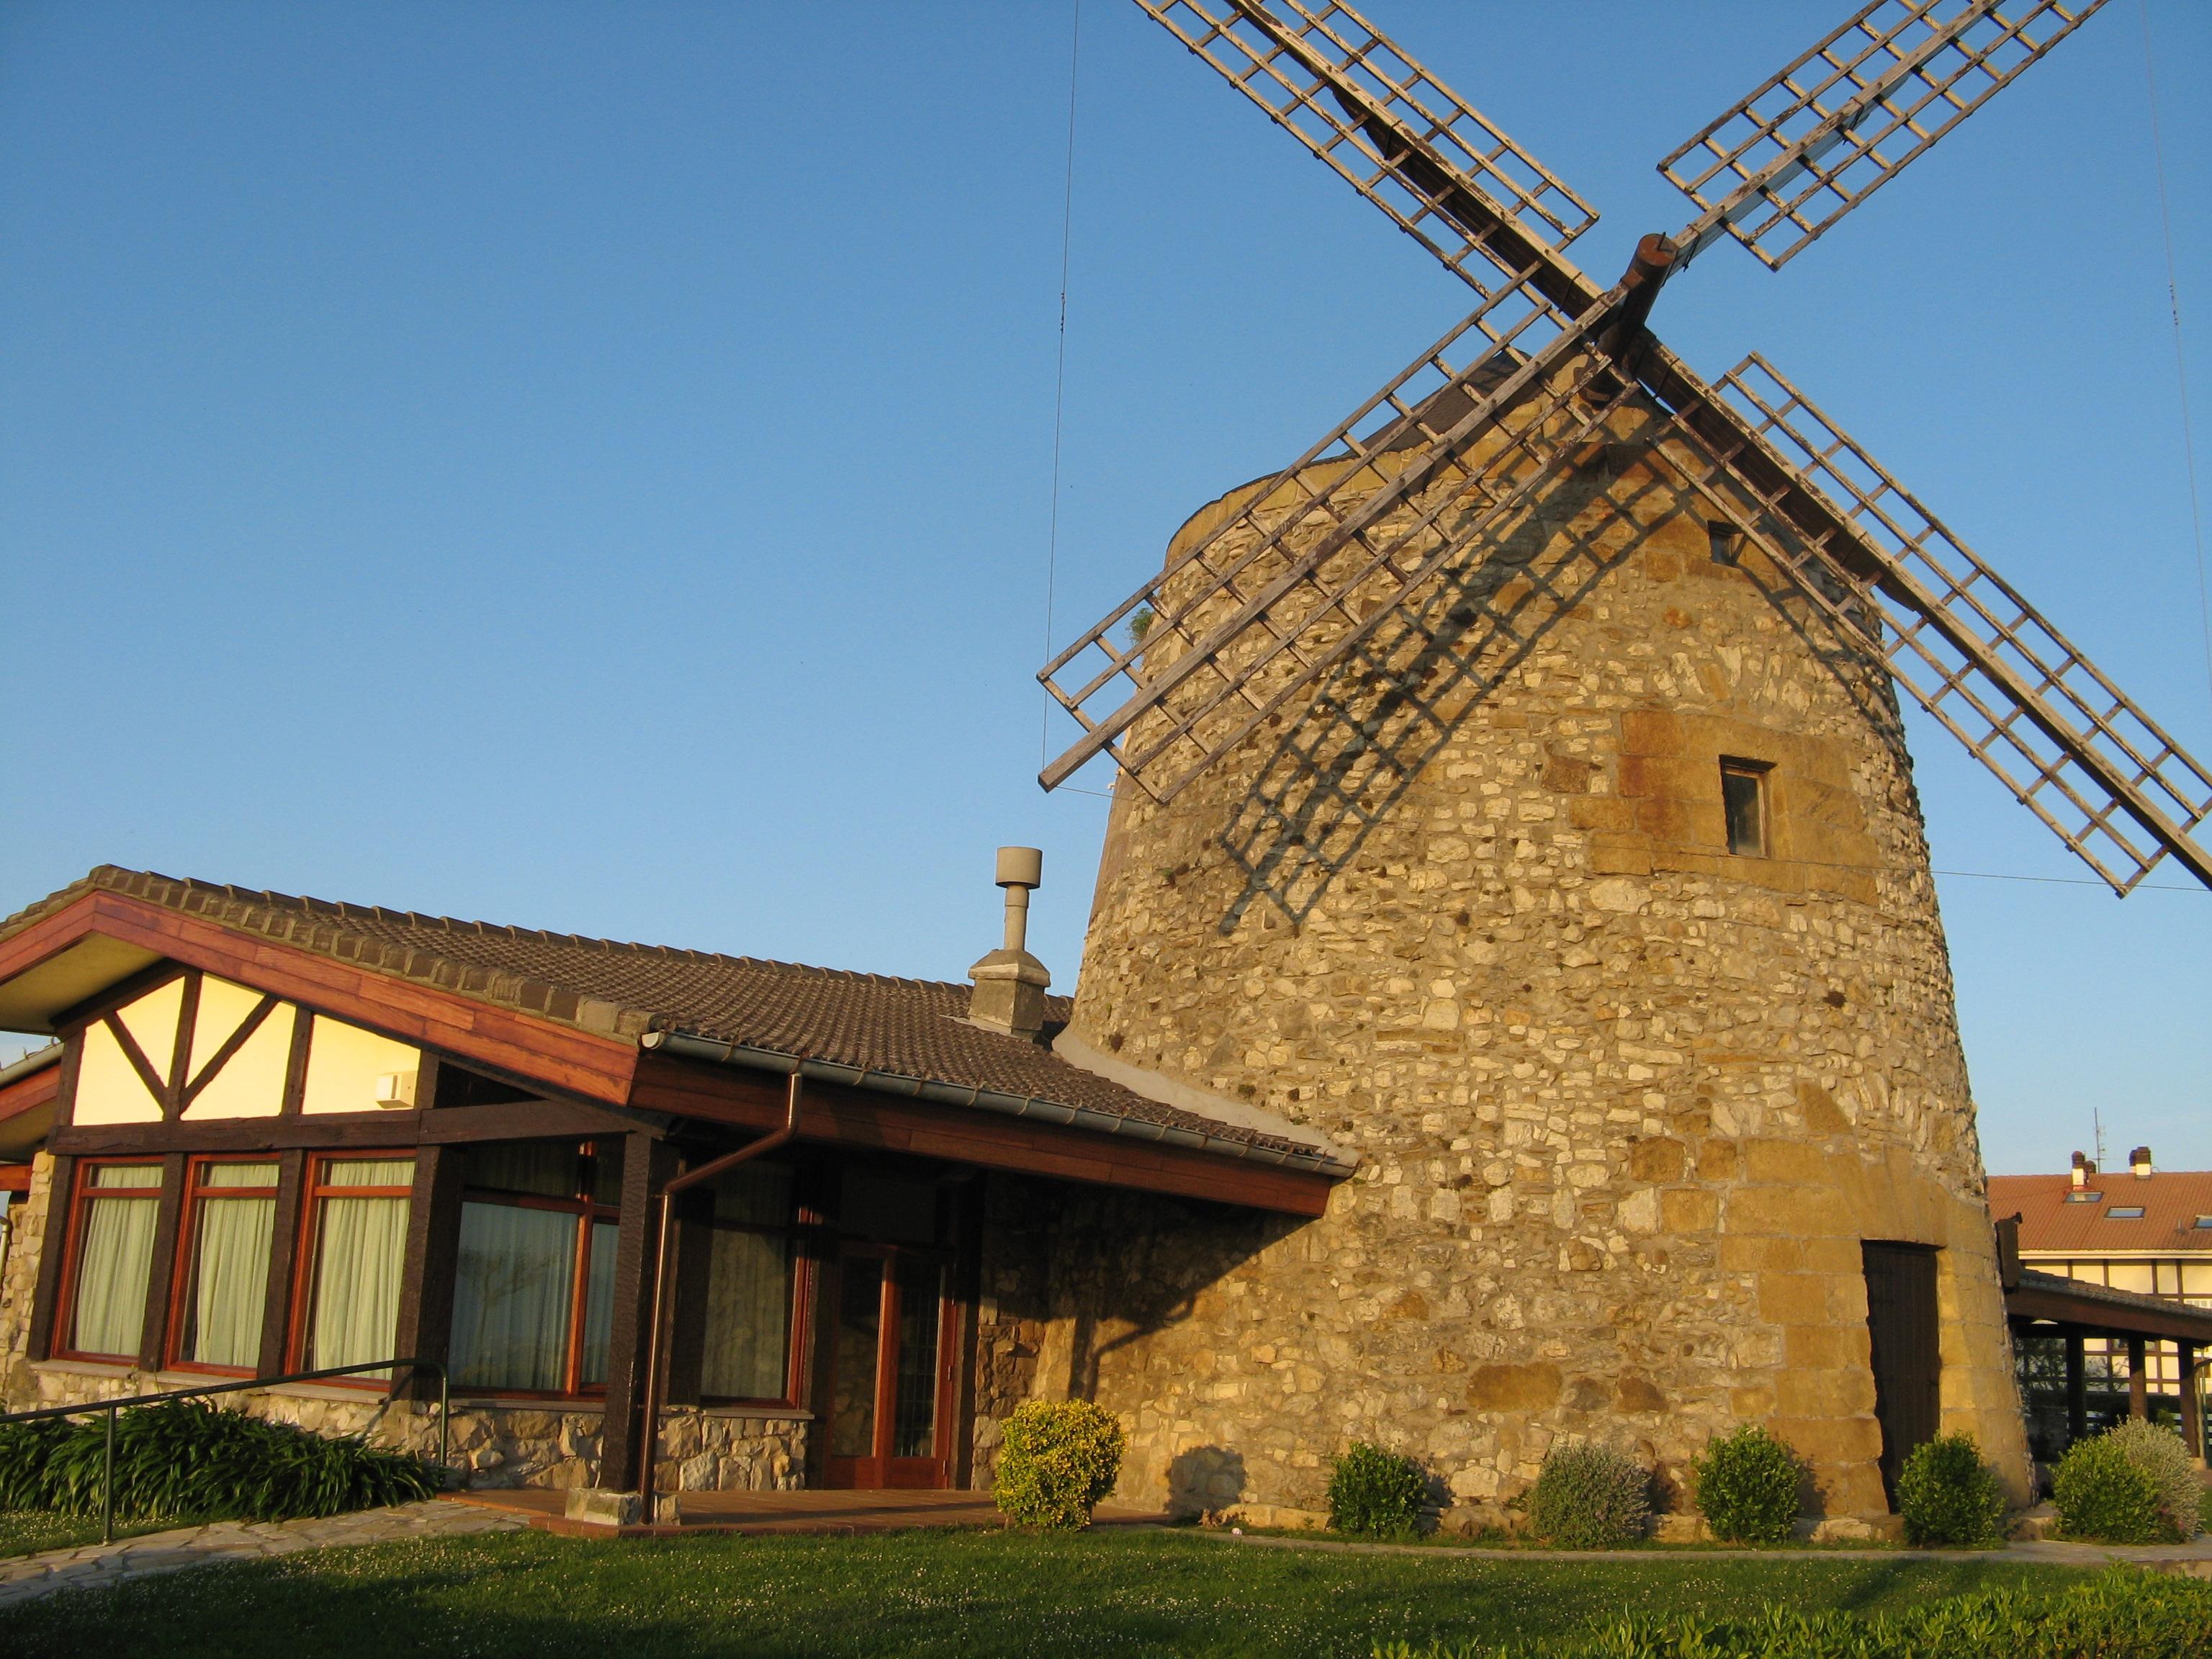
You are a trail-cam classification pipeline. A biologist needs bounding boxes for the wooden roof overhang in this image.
[2005,1269,2212,1346]
[0,888,1336,1217]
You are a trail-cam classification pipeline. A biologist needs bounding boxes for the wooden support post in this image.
[2181,1343,2203,1464]
[27,1154,77,1362]
[2064,1330,2087,1447]
[595,1132,674,1493]
[2128,1336,2149,1420]
[392,1144,465,1404]
[135,1153,189,1372]
[256,1148,307,1376]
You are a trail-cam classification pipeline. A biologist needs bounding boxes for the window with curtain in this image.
[64,1161,164,1359]
[449,1141,620,1395]
[699,1162,796,1403]
[301,1156,415,1377]
[174,1160,280,1371]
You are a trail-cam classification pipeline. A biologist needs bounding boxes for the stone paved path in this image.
[0,1497,527,1606]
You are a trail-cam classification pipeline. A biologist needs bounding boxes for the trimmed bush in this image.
[0,1400,436,1523]
[2104,1419,2203,1540]
[2054,1419,2200,1543]
[1374,1566,2212,1658]
[1326,1441,1428,1539]
[1689,1425,1801,1545]
[1894,1431,2005,1547]
[992,1399,1125,1529]
[1524,1442,1650,1549]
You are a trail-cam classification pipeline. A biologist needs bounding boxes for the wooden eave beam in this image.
[2005,1282,2212,1346]
[0,892,639,1107]
[630,1052,1334,1219]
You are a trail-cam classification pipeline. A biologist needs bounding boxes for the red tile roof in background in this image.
[1988,1171,2212,1254]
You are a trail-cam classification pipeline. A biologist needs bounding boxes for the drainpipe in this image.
[635,1071,804,1525]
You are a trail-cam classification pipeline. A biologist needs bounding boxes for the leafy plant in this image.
[2054,1419,2199,1543]
[0,1401,437,1524]
[1689,1425,1801,1545]
[1894,1432,2005,1547]
[1326,1441,1429,1539]
[1374,1565,2212,1658]
[1525,1442,1650,1549]
[991,1399,1125,1530]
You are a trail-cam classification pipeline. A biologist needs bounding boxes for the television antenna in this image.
[1035,0,2212,896]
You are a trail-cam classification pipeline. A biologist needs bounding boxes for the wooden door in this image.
[821,1246,953,1488]
[1862,1241,1941,1509]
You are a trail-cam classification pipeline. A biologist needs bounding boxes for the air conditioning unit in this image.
[374,1069,419,1110]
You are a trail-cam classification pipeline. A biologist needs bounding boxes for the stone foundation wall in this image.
[1042,389,2032,1526]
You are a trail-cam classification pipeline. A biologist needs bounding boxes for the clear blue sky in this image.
[3,2,2206,1175]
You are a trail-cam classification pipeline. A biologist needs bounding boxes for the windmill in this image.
[1036,0,2212,899]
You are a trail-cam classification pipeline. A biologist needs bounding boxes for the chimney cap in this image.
[995,846,1043,890]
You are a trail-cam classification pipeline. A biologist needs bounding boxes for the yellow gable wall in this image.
[67,974,423,1123]
[184,978,295,1120]
[301,1016,421,1114]
[73,1018,164,1123]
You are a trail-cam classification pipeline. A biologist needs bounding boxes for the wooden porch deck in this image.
[442,1486,1167,1537]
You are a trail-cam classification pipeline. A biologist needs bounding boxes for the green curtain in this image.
[186,1194,275,1367]
[450,1202,576,1391]
[701,1227,791,1400]
[309,1166,413,1375]
[71,1191,159,1357]
[580,1220,618,1388]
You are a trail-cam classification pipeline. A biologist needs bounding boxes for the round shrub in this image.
[1691,1424,1802,1545]
[2052,1432,2162,1543]
[2054,1419,2200,1544]
[992,1399,1125,1529]
[1326,1441,1428,1539]
[1895,1431,2005,1546]
[1525,1441,1650,1548]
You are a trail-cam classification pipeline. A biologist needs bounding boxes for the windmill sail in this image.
[1046,0,2211,892]
[1645,352,2212,894]
[1660,0,2109,271]
[1135,1,1597,303]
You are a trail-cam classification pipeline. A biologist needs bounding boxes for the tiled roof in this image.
[1988,1171,2212,1255]
[4,868,1348,1173]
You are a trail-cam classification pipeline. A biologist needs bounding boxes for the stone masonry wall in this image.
[1048,385,2031,1527]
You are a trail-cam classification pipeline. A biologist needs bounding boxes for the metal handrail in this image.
[0,1357,449,1544]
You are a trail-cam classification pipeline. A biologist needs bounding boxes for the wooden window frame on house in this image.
[1720,757,1773,858]
[51,1156,168,1365]
[284,1149,418,1388]
[449,1139,621,1402]
[688,1168,812,1412]
[162,1153,283,1378]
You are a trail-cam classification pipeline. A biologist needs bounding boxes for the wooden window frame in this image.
[162,1154,283,1377]
[51,1156,167,1364]
[453,1140,620,1401]
[1720,757,1772,858]
[284,1149,418,1388]
[693,1172,809,1411]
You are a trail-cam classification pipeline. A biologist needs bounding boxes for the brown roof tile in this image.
[3,868,1349,1174]
[1988,1171,2212,1254]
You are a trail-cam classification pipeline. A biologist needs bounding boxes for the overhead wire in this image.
[1040,0,1084,773]
[2139,0,2212,718]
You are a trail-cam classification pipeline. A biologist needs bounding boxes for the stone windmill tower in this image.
[1030,1,2212,1527]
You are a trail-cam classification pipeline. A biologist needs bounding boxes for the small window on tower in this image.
[1707,522,1743,566]
[1720,759,1769,857]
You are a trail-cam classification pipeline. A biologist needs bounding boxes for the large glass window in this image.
[300,1156,415,1377]
[700,1164,796,1402]
[449,1141,620,1395]
[63,1161,164,1359]
[173,1159,279,1371]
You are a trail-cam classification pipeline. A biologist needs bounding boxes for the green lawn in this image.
[3,1527,2096,1658]
[0,1511,201,1558]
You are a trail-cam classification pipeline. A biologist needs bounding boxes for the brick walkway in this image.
[0,1498,526,1606]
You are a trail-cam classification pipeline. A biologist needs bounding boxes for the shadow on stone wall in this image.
[1214,404,1910,930]
[1167,1445,1246,1518]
